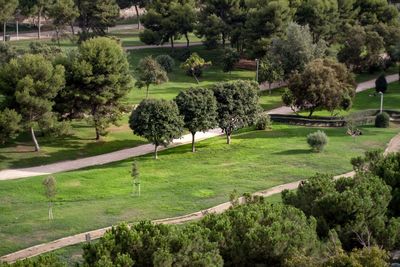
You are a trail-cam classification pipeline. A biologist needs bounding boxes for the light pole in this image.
[255,58,259,83]
[379,92,384,114]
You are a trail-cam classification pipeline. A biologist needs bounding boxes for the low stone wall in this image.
[269,114,346,127]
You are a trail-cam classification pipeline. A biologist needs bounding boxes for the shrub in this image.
[375,112,390,128]
[375,74,388,93]
[255,113,272,130]
[172,49,191,62]
[307,130,328,152]
[156,55,175,73]
[139,29,162,45]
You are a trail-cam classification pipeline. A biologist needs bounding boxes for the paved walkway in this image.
[0,129,222,181]
[0,74,398,181]
[1,131,399,263]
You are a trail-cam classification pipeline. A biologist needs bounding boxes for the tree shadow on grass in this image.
[273,149,311,155]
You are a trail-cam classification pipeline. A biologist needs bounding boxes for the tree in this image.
[48,0,79,44]
[212,80,260,144]
[175,88,218,152]
[196,0,244,48]
[268,22,326,78]
[0,0,18,42]
[131,160,140,196]
[0,108,21,144]
[375,74,388,93]
[116,0,148,29]
[244,0,293,55]
[282,173,399,251]
[295,0,339,42]
[63,37,132,140]
[42,176,56,220]
[0,42,17,64]
[76,0,120,40]
[135,56,168,98]
[129,99,184,159]
[180,53,211,83]
[19,0,53,40]
[222,48,240,74]
[258,57,284,94]
[355,0,400,26]
[139,0,196,49]
[338,25,385,72]
[284,58,356,117]
[0,54,65,151]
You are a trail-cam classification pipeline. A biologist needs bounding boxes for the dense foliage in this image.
[375,112,390,128]
[307,130,328,152]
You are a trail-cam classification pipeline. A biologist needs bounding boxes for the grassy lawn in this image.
[0,124,398,256]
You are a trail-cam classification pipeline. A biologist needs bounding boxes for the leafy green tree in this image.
[0,108,21,144]
[355,0,399,26]
[295,0,339,42]
[140,0,196,49]
[64,37,133,140]
[352,150,400,217]
[0,0,18,42]
[212,80,260,144]
[42,176,56,220]
[258,57,284,93]
[268,22,326,78]
[285,58,356,117]
[175,88,218,152]
[222,48,240,73]
[18,0,53,39]
[244,0,293,55]
[200,202,320,266]
[82,222,223,267]
[338,25,385,72]
[76,0,120,39]
[180,53,211,83]
[135,56,168,98]
[129,99,184,159]
[282,173,399,250]
[197,0,246,49]
[48,0,79,44]
[0,53,65,151]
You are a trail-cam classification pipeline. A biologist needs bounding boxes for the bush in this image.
[255,113,272,130]
[156,54,175,73]
[375,74,388,93]
[139,29,162,45]
[375,112,390,128]
[172,49,191,62]
[0,109,21,144]
[307,130,328,152]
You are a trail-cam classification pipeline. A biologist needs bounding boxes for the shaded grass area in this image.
[0,124,398,256]
[354,64,398,83]
[0,119,146,170]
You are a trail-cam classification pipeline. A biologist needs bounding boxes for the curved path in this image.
[1,132,400,263]
[0,74,398,181]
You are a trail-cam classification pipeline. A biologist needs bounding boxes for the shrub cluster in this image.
[255,113,272,130]
[307,130,328,152]
[155,54,175,73]
[375,112,390,128]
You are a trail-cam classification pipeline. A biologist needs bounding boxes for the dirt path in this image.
[0,75,398,181]
[2,131,399,263]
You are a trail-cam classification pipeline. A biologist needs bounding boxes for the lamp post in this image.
[255,58,259,83]
[379,92,384,114]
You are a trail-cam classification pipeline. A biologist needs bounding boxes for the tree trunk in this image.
[146,85,150,98]
[269,83,272,95]
[37,9,42,39]
[48,202,53,220]
[154,145,158,159]
[3,22,6,42]
[31,127,40,152]
[95,127,100,140]
[135,5,140,29]
[192,72,200,84]
[226,133,231,144]
[191,132,196,152]
[16,20,19,40]
[170,36,174,51]
[70,23,75,35]
[185,33,189,48]
[56,28,60,46]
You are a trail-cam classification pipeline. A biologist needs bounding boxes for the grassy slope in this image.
[0,124,398,255]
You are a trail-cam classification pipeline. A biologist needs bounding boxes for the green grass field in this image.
[0,124,398,255]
